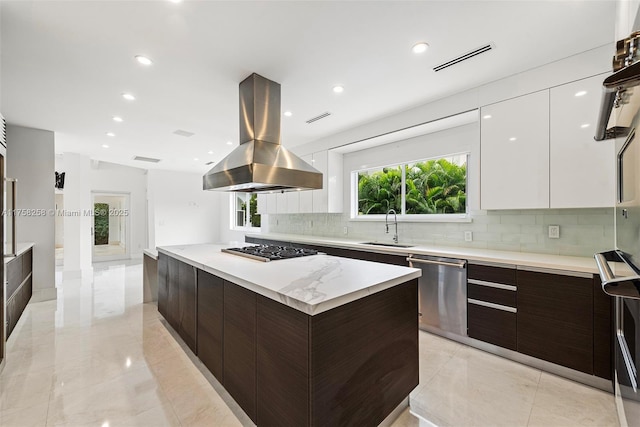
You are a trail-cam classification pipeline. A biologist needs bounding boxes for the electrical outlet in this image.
[548,225,560,239]
[343,226,348,235]
[464,231,473,242]
[308,220,313,228]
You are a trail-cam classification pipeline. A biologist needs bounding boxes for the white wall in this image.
[147,169,222,248]
[89,161,147,257]
[7,125,56,302]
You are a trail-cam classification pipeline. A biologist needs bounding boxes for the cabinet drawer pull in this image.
[468,279,516,291]
[468,298,516,313]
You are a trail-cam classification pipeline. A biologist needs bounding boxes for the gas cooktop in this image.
[221,245,319,262]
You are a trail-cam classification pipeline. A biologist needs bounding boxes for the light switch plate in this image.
[548,225,560,239]
[464,231,473,242]
[343,226,348,235]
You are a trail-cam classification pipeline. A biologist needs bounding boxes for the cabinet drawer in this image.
[22,249,32,282]
[468,280,516,307]
[468,263,516,285]
[6,256,22,299]
[468,302,517,350]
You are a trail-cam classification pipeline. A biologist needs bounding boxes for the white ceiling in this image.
[1,1,616,173]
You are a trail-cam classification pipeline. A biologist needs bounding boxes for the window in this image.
[232,193,261,229]
[354,153,468,218]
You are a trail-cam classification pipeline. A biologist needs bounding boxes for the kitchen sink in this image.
[360,241,415,248]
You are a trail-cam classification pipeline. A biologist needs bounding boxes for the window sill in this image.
[349,214,471,223]
[231,226,262,232]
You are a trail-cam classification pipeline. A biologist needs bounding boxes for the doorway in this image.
[92,192,131,262]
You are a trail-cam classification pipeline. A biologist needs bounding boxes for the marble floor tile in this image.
[0,260,622,427]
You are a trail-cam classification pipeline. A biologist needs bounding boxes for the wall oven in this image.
[595,30,640,427]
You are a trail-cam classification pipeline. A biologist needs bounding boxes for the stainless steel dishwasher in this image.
[407,254,468,337]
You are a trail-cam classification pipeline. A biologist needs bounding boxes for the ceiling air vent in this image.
[306,111,331,124]
[173,129,195,137]
[433,44,493,72]
[133,156,162,163]
[205,161,215,166]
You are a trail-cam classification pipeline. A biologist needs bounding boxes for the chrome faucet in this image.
[385,209,398,244]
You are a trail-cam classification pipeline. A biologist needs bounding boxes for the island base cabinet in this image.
[308,279,419,427]
[197,270,224,381]
[224,282,257,423]
[257,296,310,427]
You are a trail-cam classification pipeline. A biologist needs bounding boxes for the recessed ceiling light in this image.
[412,42,429,54]
[509,137,517,141]
[106,132,115,137]
[122,93,136,101]
[284,111,293,117]
[168,0,182,3]
[112,116,123,122]
[581,123,590,128]
[483,114,492,119]
[194,157,199,161]
[333,85,344,94]
[575,90,587,97]
[226,141,233,145]
[102,144,109,149]
[208,150,214,155]
[135,55,153,66]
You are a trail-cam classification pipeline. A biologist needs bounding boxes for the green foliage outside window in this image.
[357,156,467,215]
[94,203,109,245]
[239,193,261,227]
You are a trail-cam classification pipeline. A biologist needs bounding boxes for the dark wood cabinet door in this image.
[224,281,257,423]
[6,256,22,299]
[22,249,32,283]
[166,256,180,330]
[468,303,517,350]
[257,295,309,427]
[197,270,224,380]
[157,253,168,319]
[593,275,613,381]
[517,270,594,374]
[178,261,197,352]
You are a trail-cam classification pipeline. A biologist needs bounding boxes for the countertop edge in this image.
[4,242,35,264]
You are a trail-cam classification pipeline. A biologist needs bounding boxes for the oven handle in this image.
[594,250,640,299]
[406,257,466,269]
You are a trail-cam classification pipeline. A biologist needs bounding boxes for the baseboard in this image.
[31,287,57,302]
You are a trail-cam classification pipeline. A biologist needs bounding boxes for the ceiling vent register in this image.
[433,44,493,72]
[173,129,195,137]
[133,156,162,163]
[306,112,332,124]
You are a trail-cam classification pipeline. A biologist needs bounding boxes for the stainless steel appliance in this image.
[594,28,640,427]
[203,73,323,193]
[222,245,319,262]
[407,254,467,337]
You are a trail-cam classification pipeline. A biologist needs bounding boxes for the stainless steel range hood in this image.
[203,73,322,193]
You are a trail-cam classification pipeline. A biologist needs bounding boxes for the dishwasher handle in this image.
[407,257,466,269]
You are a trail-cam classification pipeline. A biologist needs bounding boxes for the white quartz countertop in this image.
[246,233,605,275]
[143,248,158,260]
[157,243,421,316]
[4,242,34,264]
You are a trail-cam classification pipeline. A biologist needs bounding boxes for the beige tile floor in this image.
[0,260,619,427]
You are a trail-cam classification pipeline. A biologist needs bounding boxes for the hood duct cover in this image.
[203,73,323,193]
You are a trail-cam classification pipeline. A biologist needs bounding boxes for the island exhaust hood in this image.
[203,73,322,193]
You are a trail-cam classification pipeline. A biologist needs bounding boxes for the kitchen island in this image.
[157,243,421,426]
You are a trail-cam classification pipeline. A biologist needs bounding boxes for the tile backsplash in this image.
[264,209,614,257]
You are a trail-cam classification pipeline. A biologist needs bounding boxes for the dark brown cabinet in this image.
[223,281,257,423]
[157,255,197,352]
[5,248,33,338]
[517,269,594,374]
[467,263,517,351]
[197,270,224,381]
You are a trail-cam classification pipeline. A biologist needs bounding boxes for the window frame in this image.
[230,193,261,231]
[350,152,470,222]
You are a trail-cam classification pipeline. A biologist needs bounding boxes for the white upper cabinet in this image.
[312,150,343,213]
[257,193,268,215]
[299,154,314,213]
[549,75,615,208]
[480,90,550,209]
